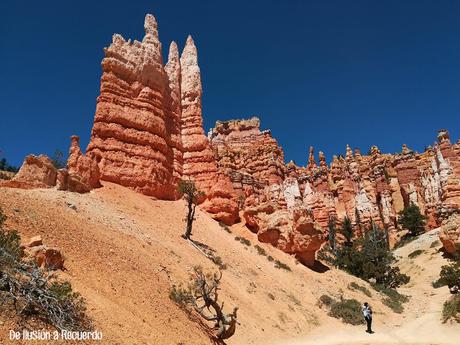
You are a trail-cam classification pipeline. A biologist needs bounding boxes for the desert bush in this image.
[211,255,227,270]
[382,297,404,313]
[442,295,460,323]
[408,249,424,259]
[319,294,334,307]
[398,203,427,237]
[267,255,274,262]
[254,245,267,256]
[371,283,408,313]
[274,260,291,272]
[430,240,441,248]
[169,266,238,339]
[433,246,460,289]
[218,222,232,234]
[267,292,275,300]
[234,236,251,246]
[348,282,372,298]
[328,298,364,325]
[0,208,91,331]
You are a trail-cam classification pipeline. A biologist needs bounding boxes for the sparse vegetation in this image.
[0,206,91,331]
[178,180,204,240]
[287,293,301,306]
[398,203,427,237]
[408,249,424,259]
[267,255,274,262]
[319,294,334,307]
[218,222,232,233]
[320,218,410,289]
[433,244,460,290]
[328,298,364,325]
[430,240,441,248]
[274,259,291,272]
[442,295,460,323]
[371,283,409,313]
[0,157,19,173]
[254,245,267,256]
[348,282,372,297]
[169,266,238,339]
[234,236,251,246]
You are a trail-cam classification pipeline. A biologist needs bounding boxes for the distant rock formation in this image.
[209,119,460,254]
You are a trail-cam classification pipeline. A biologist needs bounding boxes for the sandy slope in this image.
[0,183,454,344]
[291,229,459,345]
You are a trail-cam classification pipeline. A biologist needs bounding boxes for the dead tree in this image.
[170,266,238,340]
[178,180,204,240]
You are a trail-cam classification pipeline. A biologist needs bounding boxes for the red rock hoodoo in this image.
[84,14,239,224]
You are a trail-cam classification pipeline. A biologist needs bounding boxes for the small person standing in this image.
[362,302,373,333]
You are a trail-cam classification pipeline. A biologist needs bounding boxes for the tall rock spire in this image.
[165,41,183,179]
[180,34,213,187]
[141,13,163,66]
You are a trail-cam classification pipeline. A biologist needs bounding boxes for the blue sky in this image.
[1,0,459,167]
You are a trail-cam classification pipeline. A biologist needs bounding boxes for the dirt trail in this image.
[288,229,459,345]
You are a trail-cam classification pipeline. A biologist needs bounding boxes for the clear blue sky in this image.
[1,0,459,167]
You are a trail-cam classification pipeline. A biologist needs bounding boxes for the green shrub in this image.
[408,249,424,259]
[234,236,251,246]
[434,247,460,289]
[348,282,372,297]
[274,260,291,272]
[328,298,364,325]
[254,245,267,256]
[371,283,408,313]
[319,294,334,306]
[371,283,409,303]
[382,297,404,313]
[442,295,460,323]
[218,222,232,233]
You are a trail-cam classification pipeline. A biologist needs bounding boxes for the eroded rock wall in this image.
[209,118,460,255]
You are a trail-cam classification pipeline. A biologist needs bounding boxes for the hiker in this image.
[362,302,373,333]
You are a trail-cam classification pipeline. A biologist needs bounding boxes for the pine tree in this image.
[398,202,427,237]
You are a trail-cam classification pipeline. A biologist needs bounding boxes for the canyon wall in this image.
[209,118,460,252]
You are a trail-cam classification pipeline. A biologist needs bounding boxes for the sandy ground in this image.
[0,183,457,344]
[290,229,459,345]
